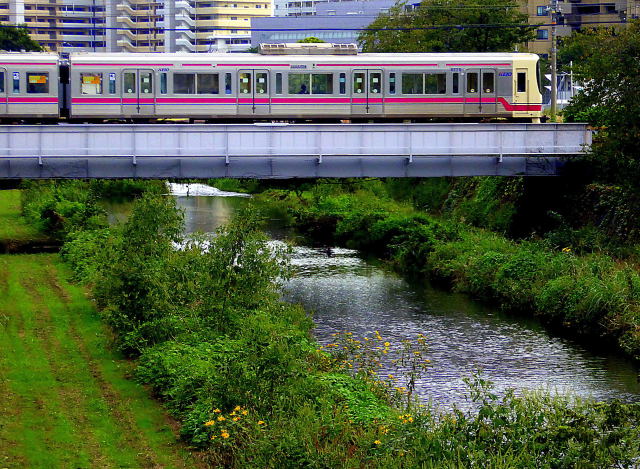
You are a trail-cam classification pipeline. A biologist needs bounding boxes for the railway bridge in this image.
[0,123,591,179]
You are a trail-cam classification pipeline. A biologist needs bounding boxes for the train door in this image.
[122,69,155,116]
[464,69,496,115]
[351,69,383,114]
[238,69,270,116]
[0,68,6,114]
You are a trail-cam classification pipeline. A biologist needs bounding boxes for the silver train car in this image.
[0,47,544,122]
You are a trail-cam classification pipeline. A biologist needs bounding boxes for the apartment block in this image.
[1,0,271,52]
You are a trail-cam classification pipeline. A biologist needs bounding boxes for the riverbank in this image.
[251,181,640,363]
[9,180,640,467]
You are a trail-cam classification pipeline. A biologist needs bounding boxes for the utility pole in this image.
[550,0,558,121]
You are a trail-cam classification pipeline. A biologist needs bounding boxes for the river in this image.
[105,185,640,410]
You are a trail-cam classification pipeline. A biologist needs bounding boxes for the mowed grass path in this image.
[0,190,44,241]
[0,254,196,468]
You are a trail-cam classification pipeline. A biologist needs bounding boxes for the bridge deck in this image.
[0,123,591,179]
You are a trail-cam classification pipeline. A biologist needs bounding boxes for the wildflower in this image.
[234,405,241,411]
[221,430,230,439]
[230,411,236,416]
[384,342,390,347]
[217,416,226,421]
[213,408,221,413]
[257,420,265,425]
[241,410,248,415]
[562,247,572,253]
[374,440,381,445]
[210,435,217,440]
[233,417,240,421]
[204,420,216,426]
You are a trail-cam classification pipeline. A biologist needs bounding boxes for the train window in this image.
[27,73,49,94]
[109,73,116,94]
[517,72,526,92]
[353,72,365,94]
[339,73,346,94]
[288,73,310,94]
[482,72,494,93]
[369,72,381,94]
[311,73,332,94]
[239,72,252,94]
[140,72,152,94]
[174,73,195,94]
[275,73,282,94]
[402,73,423,94]
[160,73,167,94]
[425,73,446,94]
[124,72,136,93]
[12,72,19,93]
[452,73,459,94]
[197,73,219,94]
[466,72,478,93]
[256,72,268,94]
[225,73,232,94]
[0,71,4,93]
[389,73,396,95]
[81,73,102,95]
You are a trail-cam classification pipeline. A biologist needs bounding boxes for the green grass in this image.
[0,190,44,241]
[0,254,196,468]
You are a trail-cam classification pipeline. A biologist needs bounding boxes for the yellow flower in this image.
[562,247,572,253]
[230,411,236,416]
[217,416,226,421]
[257,420,265,425]
[408,417,414,423]
[241,410,248,415]
[221,431,230,439]
[204,420,216,426]
[210,435,217,440]
[213,408,221,413]
[234,405,241,411]
[374,440,381,445]
[232,416,240,421]
[384,342,390,347]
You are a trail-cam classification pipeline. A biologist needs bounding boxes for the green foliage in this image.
[358,0,536,53]
[0,24,43,51]
[562,21,640,186]
[297,36,325,43]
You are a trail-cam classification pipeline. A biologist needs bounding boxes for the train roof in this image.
[0,52,59,64]
[68,52,538,66]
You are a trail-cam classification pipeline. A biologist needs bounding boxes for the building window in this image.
[537,6,548,16]
[537,29,548,40]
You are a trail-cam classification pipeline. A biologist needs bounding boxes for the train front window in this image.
[402,73,423,94]
[124,72,135,94]
[81,73,102,95]
[369,72,381,94]
[288,73,310,94]
[197,73,219,94]
[311,73,332,94]
[353,72,365,94]
[174,73,195,94]
[256,72,268,94]
[425,73,446,94]
[239,72,252,94]
[482,72,494,93]
[27,72,49,94]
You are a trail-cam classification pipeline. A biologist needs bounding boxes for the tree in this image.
[0,24,43,51]
[562,21,640,185]
[358,0,536,53]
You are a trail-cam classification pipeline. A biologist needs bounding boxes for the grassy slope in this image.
[0,190,45,241]
[0,254,195,468]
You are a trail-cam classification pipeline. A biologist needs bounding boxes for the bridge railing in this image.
[0,123,590,159]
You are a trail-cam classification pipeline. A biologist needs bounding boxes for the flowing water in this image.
[106,184,640,409]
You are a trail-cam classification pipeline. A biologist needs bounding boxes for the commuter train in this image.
[0,46,543,122]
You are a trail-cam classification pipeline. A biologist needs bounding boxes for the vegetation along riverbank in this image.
[4,179,637,467]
